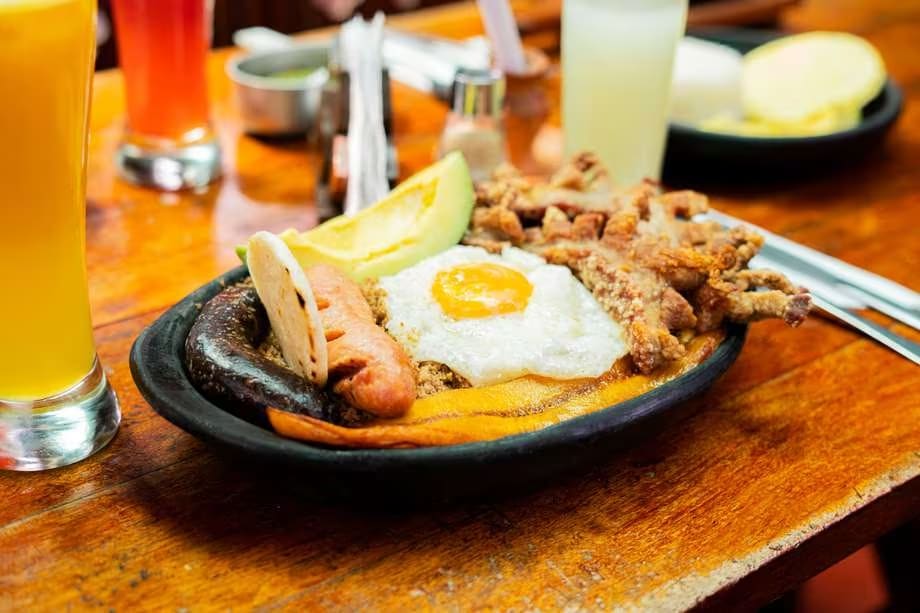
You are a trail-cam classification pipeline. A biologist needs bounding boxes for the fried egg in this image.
[377,246,627,386]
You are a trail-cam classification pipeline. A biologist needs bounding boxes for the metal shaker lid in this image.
[451,68,506,117]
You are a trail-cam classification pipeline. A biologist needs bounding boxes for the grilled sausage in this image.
[306,264,417,418]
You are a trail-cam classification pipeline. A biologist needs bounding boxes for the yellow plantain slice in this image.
[247,231,328,386]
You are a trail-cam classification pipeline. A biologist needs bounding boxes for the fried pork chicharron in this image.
[465,153,811,373]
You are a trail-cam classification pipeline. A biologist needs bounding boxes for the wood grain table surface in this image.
[2,0,919,610]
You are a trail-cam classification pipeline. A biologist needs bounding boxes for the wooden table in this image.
[2,1,918,610]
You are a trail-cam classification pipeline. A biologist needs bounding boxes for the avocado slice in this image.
[242,153,474,281]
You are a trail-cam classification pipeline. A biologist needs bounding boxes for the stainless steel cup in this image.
[226,42,330,137]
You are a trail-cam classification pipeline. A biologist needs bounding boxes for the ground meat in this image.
[415,361,471,398]
[361,278,390,326]
[259,329,287,366]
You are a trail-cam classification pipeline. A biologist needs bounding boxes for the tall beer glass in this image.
[112,0,221,190]
[0,0,120,470]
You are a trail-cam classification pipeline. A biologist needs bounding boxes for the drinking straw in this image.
[476,0,528,74]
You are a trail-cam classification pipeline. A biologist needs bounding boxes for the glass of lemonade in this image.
[111,0,221,190]
[562,0,688,186]
[0,0,120,470]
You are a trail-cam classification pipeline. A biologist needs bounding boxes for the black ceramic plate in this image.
[130,266,746,504]
[663,28,903,182]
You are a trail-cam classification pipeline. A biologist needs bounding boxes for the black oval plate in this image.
[130,266,746,504]
[663,28,903,183]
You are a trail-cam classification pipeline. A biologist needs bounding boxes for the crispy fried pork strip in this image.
[574,253,687,372]
[464,154,811,373]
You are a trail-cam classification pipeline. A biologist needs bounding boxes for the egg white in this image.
[377,246,627,387]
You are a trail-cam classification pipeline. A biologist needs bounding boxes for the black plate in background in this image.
[663,28,903,183]
[130,266,746,505]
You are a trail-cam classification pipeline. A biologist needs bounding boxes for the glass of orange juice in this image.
[0,0,120,470]
[111,0,221,190]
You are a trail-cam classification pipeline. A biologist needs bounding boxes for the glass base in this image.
[116,137,221,191]
[0,359,120,471]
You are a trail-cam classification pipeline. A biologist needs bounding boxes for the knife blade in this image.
[810,295,920,366]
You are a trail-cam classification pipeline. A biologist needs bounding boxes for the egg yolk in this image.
[432,263,533,319]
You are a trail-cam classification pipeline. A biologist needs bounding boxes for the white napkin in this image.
[340,13,390,216]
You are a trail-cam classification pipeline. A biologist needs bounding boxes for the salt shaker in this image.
[439,68,506,182]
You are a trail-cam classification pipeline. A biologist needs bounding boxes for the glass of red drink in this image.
[112,0,221,190]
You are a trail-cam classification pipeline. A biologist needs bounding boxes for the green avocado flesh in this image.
[239,153,474,281]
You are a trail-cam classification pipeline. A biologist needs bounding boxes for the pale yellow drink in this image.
[562,0,687,186]
[0,0,97,400]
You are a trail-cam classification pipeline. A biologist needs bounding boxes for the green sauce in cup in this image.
[267,66,319,84]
